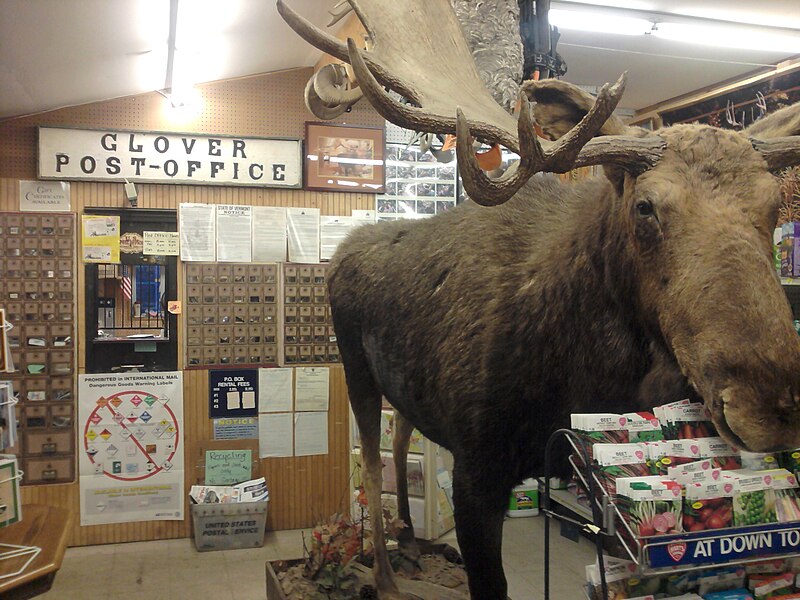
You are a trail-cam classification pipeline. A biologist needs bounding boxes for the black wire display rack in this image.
[542,428,800,600]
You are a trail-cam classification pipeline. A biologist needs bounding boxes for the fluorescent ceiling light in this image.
[652,22,800,54]
[549,8,651,36]
[549,6,800,53]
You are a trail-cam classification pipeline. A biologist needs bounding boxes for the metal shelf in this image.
[549,489,593,521]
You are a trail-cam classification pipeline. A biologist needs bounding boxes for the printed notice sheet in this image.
[78,372,184,526]
[258,368,293,413]
[295,367,329,411]
[320,216,353,260]
[259,413,294,458]
[287,207,320,263]
[252,206,287,263]
[143,231,179,256]
[217,205,252,262]
[179,203,216,261]
[351,209,376,228]
[294,411,328,456]
[82,215,120,263]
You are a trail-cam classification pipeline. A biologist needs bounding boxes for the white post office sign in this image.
[38,126,302,188]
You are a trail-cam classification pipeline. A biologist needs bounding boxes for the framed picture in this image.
[304,122,386,193]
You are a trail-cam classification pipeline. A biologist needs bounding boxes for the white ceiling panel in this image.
[0,0,798,119]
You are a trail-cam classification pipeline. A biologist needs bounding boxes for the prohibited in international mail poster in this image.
[78,372,184,526]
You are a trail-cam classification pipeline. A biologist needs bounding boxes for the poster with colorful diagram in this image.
[78,371,184,526]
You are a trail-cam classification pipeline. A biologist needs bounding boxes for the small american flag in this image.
[120,265,132,300]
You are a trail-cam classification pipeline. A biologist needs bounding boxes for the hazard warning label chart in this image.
[78,372,184,526]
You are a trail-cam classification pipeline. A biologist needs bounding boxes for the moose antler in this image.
[278,0,666,205]
[751,138,800,172]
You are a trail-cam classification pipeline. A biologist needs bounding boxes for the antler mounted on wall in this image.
[278,0,666,205]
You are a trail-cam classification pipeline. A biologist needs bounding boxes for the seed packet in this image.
[697,566,746,595]
[659,401,717,440]
[615,477,683,539]
[624,411,663,443]
[683,480,735,532]
[751,572,794,598]
[593,443,651,495]
[730,471,779,526]
[702,590,754,600]
[778,449,800,475]
[741,451,781,471]
[670,466,722,487]
[585,556,658,600]
[570,413,629,458]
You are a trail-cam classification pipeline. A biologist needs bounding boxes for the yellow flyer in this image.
[82,214,120,263]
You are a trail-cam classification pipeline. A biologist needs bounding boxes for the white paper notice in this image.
[351,210,376,228]
[295,367,329,411]
[259,368,293,413]
[320,216,353,261]
[217,205,252,262]
[259,413,294,458]
[294,411,329,456]
[242,391,256,410]
[227,391,241,410]
[143,231,179,256]
[287,207,320,263]
[179,203,216,261]
[252,206,287,263]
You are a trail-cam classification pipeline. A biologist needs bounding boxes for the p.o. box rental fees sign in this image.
[38,127,302,188]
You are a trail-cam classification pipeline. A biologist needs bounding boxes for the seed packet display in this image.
[616,477,683,540]
[593,443,651,495]
[623,411,663,443]
[683,480,735,532]
[570,413,628,458]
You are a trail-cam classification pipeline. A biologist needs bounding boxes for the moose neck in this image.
[497,176,653,415]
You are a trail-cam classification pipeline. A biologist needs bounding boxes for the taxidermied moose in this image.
[278,1,800,598]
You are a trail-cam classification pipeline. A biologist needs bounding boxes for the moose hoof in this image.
[394,543,423,575]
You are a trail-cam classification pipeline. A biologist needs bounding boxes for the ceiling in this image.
[0,0,799,120]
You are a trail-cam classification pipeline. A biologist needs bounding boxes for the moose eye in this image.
[636,200,654,217]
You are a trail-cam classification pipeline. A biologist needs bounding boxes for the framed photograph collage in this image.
[376,143,458,221]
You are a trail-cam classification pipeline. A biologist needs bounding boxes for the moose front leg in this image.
[392,411,421,571]
[452,462,511,600]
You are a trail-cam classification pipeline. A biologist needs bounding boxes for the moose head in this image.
[526,79,800,453]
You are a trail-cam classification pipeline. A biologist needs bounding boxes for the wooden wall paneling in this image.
[0,67,380,546]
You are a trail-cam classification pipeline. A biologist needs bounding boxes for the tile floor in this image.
[40,515,597,600]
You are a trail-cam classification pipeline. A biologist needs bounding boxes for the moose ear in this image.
[524,78,645,138]
[524,78,649,193]
[745,102,800,140]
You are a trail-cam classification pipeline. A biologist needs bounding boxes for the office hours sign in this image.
[38,126,302,188]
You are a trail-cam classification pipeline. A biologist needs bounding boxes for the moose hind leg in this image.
[392,410,421,571]
[357,410,399,594]
[452,462,510,600]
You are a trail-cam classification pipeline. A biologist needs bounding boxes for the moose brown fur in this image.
[328,94,800,599]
